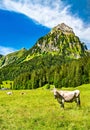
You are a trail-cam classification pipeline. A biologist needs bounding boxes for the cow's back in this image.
[59,90,80,102]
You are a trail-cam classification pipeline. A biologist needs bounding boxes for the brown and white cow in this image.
[53,88,80,108]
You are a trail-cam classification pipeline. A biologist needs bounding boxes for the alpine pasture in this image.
[0,84,90,130]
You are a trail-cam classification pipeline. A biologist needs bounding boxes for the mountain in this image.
[0,23,88,68]
[0,23,90,89]
[27,23,88,59]
[0,48,27,68]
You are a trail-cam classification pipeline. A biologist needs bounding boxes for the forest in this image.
[0,54,90,89]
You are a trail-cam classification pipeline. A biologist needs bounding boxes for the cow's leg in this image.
[60,99,64,108]
[78,97,81,106]
[76,97,81,106]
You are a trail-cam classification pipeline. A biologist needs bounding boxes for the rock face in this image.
[29,23,87,59]
[53,23,74,34]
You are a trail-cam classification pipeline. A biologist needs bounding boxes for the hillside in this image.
[0,54,3,58]
[0,48,27,68]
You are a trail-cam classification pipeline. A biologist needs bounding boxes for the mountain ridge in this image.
[0,23,89,68]
[0,48,27,68]
[27,23,88,59]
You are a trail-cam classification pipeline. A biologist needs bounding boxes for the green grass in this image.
[0,84,90,130]
[0,80,13,89]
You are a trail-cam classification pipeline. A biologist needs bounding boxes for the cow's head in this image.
[53,88,59,99]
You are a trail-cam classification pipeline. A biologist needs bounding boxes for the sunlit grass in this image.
[0,84,90,130]
[0,80,13,89]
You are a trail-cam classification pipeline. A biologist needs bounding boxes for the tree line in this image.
[0,54,90,89]
[13,56,90,89]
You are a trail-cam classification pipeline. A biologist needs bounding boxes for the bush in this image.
[46,84,50,89]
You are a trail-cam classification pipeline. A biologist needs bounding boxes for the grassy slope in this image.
[0,84,90,130]
[0,48,27,67]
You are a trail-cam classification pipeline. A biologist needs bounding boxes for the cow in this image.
[7,91,12,95]
[20,92,26,95]
[53,88,80,108]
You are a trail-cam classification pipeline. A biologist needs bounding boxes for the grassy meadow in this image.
[0,84,90,130]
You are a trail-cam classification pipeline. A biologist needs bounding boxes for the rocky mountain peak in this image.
[52,23,74,34]
[29,23,87,59]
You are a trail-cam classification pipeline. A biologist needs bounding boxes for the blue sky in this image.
[0,0,90,55]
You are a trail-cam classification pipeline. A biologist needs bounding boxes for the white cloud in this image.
[0,0,90,48]
[0,46,16,55]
